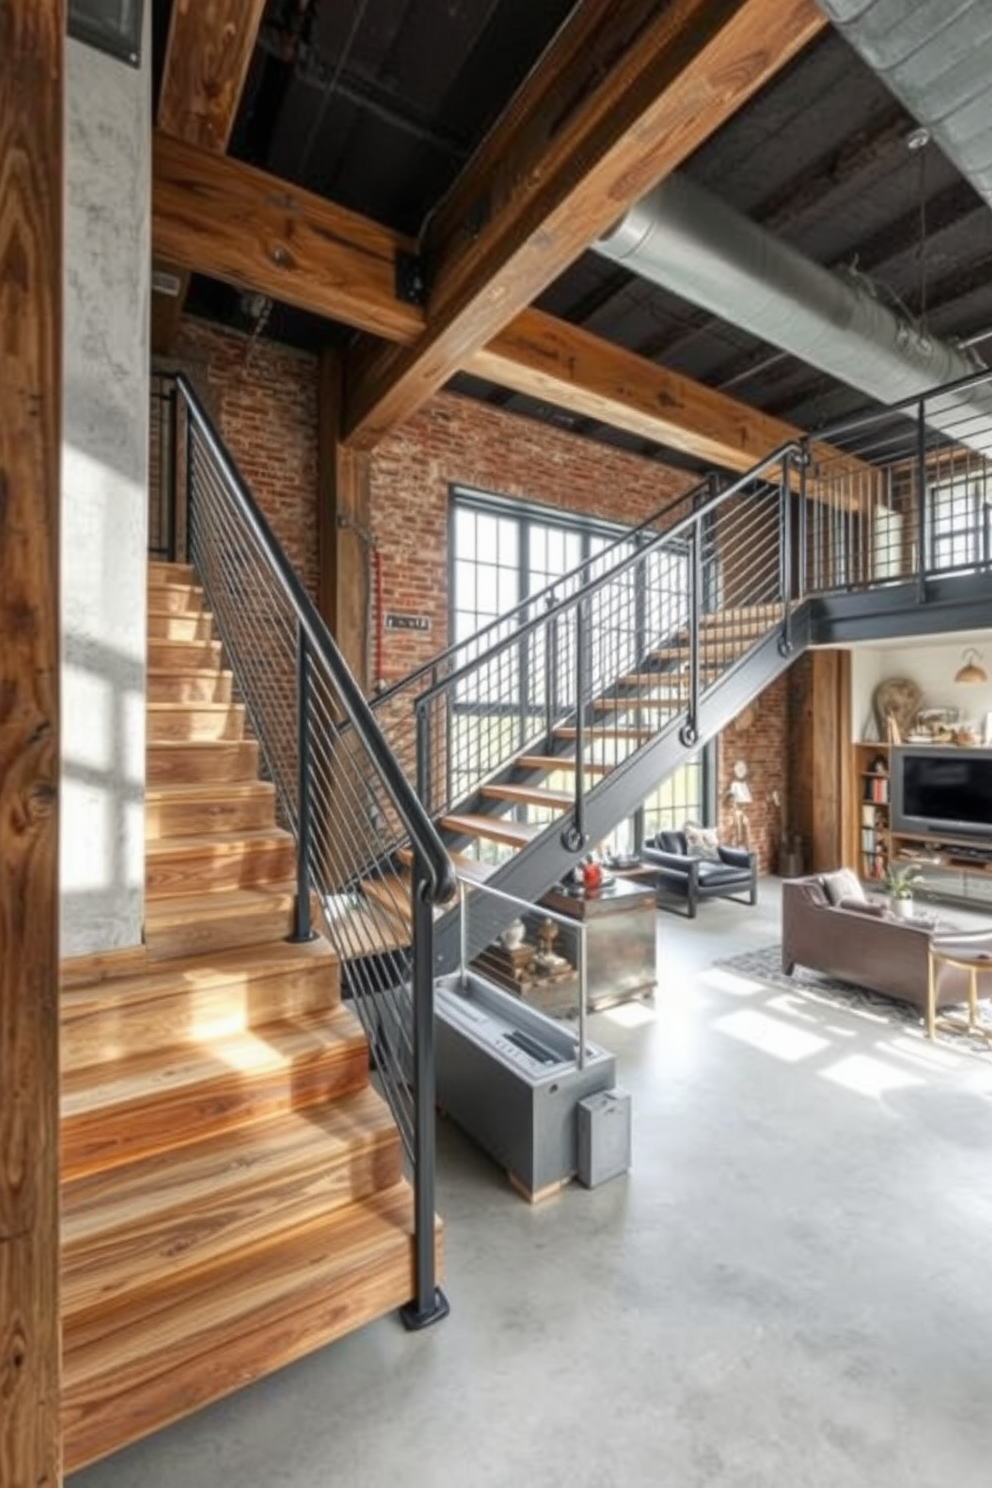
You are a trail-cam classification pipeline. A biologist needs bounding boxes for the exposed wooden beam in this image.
[153,0,267,354]
[317,351,373,690]
[342,0,828,449]
[152,132,425,344]
[151,143,863,481]
[0,4,62,1485]
[469,310,805,475]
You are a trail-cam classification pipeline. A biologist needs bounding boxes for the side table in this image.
[926,933,992,1041]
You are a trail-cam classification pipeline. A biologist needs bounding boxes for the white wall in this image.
[851,639,992,744]
[61,20,151,955]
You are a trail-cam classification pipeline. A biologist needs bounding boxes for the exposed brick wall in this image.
[167,321,319,599]
[368,392,694,684]
[717,671,790,876]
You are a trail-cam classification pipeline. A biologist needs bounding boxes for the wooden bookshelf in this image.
[851,741,891,883]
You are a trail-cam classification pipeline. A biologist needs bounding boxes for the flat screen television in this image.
[890,746,992,839]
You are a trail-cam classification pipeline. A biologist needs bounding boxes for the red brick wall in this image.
[168,321,319,598]
[717,672,790,876]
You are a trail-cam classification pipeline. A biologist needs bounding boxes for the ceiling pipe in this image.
[817,0,992,211]
[593,170,991,453]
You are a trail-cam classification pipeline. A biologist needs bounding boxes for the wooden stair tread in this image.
[448,852,497,884]
[61,1007,367,1121]
[321,900,412,958]
[554,725,654,741]
[359,875,414,932]
[62,1087,401,1309]
[61,1182,427,1472]
[515,754,611,776]
[480,782,573,809]
[439,813,540,848]
[144,883,297,922]
[143,884,299,960]
[61,936,338,1020]
[146,780,273,803]
[145,826,293,860]
[592,696,682,711]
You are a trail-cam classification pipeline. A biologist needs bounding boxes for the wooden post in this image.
[317,349,373,692]
[0,4,63,1485]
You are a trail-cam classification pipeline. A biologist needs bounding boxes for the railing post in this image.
[160,381,179,562]
[544,592,559,749]
[400,852,450,1331]
[562,601,588,854]
[289,622,315,943]
[780,454,794,655]
[680,515,702,748]
[796,441,808,604]
[416,697,432,816]
[916,397,928,604]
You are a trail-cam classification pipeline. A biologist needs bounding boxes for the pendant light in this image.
[954,647,988,685]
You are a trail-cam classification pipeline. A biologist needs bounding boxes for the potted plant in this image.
[883,862,922,918]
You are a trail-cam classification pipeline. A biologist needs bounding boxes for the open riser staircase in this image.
[59,561,441,1473]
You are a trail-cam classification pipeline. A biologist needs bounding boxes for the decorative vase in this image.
[500,918,526,950]
[891,897,914,919]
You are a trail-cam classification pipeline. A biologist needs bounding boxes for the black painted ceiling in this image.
[154,0,992,475]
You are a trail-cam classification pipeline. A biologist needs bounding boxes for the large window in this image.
[450,488,710,851]
[930,476,991,573]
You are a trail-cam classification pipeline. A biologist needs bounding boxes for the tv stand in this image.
[849,743,992,911]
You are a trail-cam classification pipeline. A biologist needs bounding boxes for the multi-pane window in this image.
[449,488,710,847]
[930,477,991,573]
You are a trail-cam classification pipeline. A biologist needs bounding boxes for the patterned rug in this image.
[714,944,992,1057]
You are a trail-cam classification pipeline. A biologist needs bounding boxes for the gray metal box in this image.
[576,1088,632,1188]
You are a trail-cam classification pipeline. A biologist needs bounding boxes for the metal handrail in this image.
[175,375,456,908]
[161,372,454,1330]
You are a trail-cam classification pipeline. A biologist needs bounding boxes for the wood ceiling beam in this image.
[152,133,426,344]
[153,0,267,355]
[341,0,829,450]
[152,138,866,481]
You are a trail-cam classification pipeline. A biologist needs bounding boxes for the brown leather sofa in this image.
[781,875,971,1013]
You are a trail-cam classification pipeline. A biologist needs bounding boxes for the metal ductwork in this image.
[817,0,992,210]
[594,170,992,454]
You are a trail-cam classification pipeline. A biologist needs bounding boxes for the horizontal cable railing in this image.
[164,373,454,1329]
[411,445,804,853]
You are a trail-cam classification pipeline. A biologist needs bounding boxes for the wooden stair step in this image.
[147,739,260,786]
[62,1087,402,1315]
[148,638,223,672]
[147,667,234,703]
[61,1006,370,1181]
[61,937,340,1074]
[61,1181,427,1474]
[554,725,654,742]
[515,754,611,777]
[148,559,194,585]
[699,603,783,626]
[592,696,683,712]
[359,875,414,935]
[439,813,539,849]
[147,610,215,642]
[144,884,300,959]
[448,852,497,885]
[145,581,205,615]
[146,780,275,839]
[147,701,245,743]
[480,782,574,810]
[146,828,295,897]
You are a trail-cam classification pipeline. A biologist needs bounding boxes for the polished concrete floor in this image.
[73,881,992,1488]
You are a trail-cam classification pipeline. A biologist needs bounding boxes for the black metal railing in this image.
[410,445,805,858]
[158,373,455,1330]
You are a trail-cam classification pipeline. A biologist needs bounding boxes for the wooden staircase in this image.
[60,561,436,1473]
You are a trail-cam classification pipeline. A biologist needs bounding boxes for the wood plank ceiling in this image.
[151,0,992,475]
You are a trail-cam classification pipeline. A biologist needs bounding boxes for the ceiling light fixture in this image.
[954,647,988,685]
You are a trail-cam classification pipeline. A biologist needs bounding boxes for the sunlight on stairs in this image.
[59,560,435,1473]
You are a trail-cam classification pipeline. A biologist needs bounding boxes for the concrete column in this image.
[61,17,151,955]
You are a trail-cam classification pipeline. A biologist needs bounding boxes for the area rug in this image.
[714,944,992,1058]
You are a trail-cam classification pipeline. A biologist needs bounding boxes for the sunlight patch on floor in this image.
[712,1008,829,1063]
[820,1052,923,1098]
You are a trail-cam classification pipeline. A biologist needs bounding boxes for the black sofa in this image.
[641,830,758,918]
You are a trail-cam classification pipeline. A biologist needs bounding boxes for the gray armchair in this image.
[641,830,758,918]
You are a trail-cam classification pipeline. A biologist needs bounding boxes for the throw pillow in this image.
[837,895,885,918]
[684,823,721,862]
[820,867,865,906]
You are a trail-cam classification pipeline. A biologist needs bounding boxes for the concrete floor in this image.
[73,880,992,1488]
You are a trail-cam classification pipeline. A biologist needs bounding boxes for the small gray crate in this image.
[576,1088,632,1188]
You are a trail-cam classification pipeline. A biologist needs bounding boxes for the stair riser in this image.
[147,613,215,642]
[62,1138,402,1318]
[148,640,222,672]
[146,790,275,839]
[147,706,245,743]
[147,672,233,703]
[146,841,296,898]
[61,966,341,1074]
[144,896,298,960]
[62,1044,369,1182]
[148,561,194,586]
[62,1227,426,1474]
[146,585,204,616]
[147,741,260,785]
